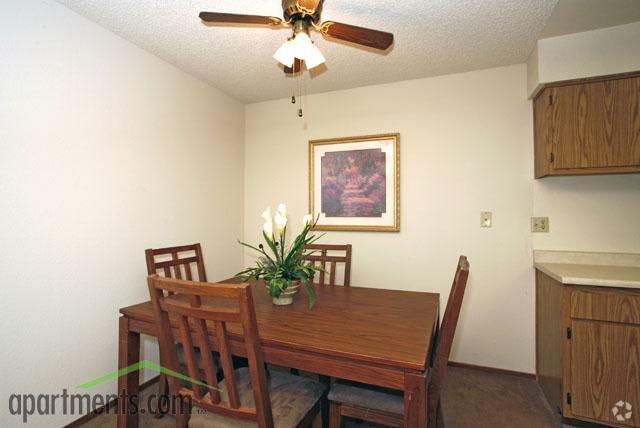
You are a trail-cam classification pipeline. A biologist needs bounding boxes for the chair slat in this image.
[193,319,220,403]
[184,263,193,281]
[329,261,336,286]
[319,249,327,286]
[153,256,200,269]
[215,321,240,409]
[177,315,202,400]
[172,252,183,279]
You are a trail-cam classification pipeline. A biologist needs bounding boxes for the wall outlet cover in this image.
[532,217,549,233]
[481,211,492,228]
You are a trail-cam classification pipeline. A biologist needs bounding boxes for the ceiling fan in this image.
[199,0,394,74]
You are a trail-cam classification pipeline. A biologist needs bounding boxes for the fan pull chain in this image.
[297,61,303,117]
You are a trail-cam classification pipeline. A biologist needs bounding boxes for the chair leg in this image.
[436,400,445,428]
[154,373,169,418]
[175,398,191,428]
[329,401,342,428]
[319,375,331,428]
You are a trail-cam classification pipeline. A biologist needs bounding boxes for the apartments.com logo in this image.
[7,360,210,423]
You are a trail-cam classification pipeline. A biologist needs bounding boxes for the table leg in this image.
[118,316,140,428]
[404,371,427,427]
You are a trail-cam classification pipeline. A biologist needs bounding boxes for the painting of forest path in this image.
[321,148,386,217]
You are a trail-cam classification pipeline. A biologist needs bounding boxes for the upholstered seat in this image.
[328,380,403,415]
[189,367,326,427]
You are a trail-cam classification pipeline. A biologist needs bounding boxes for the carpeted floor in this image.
[79,366,572,427]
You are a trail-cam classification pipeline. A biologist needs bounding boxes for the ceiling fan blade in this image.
[297,0,321,12]
[199,12,282,26]
[320,21,394,50]
[284,58,304,74]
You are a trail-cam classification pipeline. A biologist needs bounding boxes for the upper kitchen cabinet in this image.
[534,72,640,178]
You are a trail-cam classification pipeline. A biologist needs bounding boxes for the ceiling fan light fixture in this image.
[273,39,296,68]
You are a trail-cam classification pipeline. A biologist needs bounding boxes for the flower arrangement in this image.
[237,204,323,308]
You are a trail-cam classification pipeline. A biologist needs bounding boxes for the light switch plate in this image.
[532,217,549,233]
[480,211,492,228]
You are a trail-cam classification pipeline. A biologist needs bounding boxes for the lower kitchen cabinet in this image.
[536,270,640,427]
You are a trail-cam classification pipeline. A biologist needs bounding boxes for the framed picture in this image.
[309,133,400,232]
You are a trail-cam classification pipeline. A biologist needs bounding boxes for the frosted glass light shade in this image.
[274,32,325,70]
[292,32,313,60]
[273,40,295,68]
[305,43,325,69]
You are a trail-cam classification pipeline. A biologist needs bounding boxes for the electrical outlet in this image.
[480,212,492,228]
[532,217,549,233]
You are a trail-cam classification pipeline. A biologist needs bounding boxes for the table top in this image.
[120,278,439,372]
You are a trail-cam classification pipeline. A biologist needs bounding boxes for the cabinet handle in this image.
[550,152,555,163]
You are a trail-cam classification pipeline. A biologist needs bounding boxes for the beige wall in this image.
[0,0,244,425]
[527,21,640,97]
[245,64,537,373]
[533,175,640,252]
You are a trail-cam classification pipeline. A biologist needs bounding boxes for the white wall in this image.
[533,175,640,252]
[527,21,640,97]
[0,0,244,426]
[245,65,537,373]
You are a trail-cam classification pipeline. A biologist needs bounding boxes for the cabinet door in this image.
[571,320,640,427]
[534,89,554,178]
[551,76,640,170]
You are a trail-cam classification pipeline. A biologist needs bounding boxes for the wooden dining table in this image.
[117,277,440,427]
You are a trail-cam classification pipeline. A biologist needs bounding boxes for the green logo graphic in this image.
[76,359,213,390]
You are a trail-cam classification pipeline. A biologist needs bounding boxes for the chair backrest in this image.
[303,244,352,286]
[427,256,470,419]
[147,275,273,427]
[145,243,207,282]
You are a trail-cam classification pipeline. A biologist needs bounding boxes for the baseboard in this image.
[448,361,536,379]
[63,375,160,428]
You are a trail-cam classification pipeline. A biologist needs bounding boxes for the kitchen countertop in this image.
[534,250,640,289]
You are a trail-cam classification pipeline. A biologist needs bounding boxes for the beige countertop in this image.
[534,251,640,289]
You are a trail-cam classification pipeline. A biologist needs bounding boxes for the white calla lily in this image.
[276,203,287,216]
[261,207,272,223]
[263,220,273,240]
[274,211,288,231]
[303,214,313,226]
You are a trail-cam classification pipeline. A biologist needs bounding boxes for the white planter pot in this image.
[267,281,301,306]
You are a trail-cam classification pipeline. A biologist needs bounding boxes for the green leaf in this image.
[305,281,317,309]
[262,231,281,264]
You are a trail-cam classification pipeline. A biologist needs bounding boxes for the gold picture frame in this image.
[309,133,400,232]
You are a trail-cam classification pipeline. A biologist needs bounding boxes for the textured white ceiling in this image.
[55,0,561,103]
[540,0,640,38]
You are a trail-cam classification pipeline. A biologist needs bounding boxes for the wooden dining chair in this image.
[145,243,209,416]
[327,255,470,428]
[147,275,326,427]
[145,243,207,284]
[303,244,352,286]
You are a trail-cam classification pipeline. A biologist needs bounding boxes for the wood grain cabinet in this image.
[536,270,640,427]
[533,72,640,178]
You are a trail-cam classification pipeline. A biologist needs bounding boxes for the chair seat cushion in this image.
[189,367,326,427]
[328,380,404,416]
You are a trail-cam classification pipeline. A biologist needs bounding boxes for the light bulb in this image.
[273,39,295,68]
[305,43,325,69]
